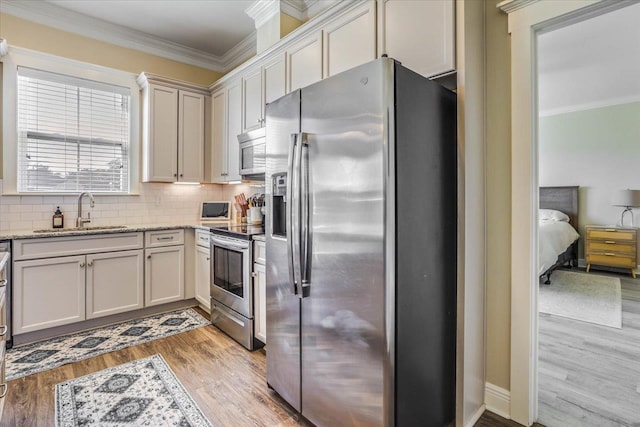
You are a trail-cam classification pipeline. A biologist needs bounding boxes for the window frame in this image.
[2,47,140,195]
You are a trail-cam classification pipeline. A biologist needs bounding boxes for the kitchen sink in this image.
[33,225,128,233]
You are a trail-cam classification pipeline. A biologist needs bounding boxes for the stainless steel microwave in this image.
[238,127,265,179]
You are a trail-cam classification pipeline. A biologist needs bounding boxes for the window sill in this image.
[2,192,140,197]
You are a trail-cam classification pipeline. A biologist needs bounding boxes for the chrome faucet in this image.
[76,192,95,228]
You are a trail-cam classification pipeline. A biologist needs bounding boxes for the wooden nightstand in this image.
[585,226,637,278]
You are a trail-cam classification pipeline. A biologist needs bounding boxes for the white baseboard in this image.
[464,404,486,427]
[485,382,511,420]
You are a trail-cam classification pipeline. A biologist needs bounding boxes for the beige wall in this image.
[485,1,512,391]
[0,13,222,86]
[281,13,303,38]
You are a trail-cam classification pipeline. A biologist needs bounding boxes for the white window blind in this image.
[17,67,131,193]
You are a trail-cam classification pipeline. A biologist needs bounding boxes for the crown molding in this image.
[136,72,209,94]
[245,0,282,29]
[0,0,257,73]
[305,0,341,19]
[280,0,307,20]
[496,0,540,14]
[0,39,8,58]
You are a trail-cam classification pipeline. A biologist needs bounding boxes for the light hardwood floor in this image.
[2,306,516,426]
[538,271,640,426]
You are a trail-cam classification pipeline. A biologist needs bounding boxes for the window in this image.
[17,67,131,193]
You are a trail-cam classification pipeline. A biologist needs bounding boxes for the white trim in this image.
[306,0,341,19]
[136,72,209,94]
[0,38,8,58]
[539,94,640,117]
[281,0,308,20]
[0,0,256,73]
[464,404,486,427]
[2,46,140,195]
[497,0,540,14]
[245,0,282,29]
[485,383,511,420]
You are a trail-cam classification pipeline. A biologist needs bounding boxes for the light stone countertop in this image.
[0,223,213,241]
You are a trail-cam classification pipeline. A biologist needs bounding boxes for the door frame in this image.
[498,0,633,424]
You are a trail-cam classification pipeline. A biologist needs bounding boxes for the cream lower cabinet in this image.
[145,245,185,306]
[253,240,266,344]
[194,245,211,310]
[13,255,86,334]
[86,250,144,319]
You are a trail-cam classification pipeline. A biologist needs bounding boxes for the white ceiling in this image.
[45,0,257,57]
[538,2,640,116]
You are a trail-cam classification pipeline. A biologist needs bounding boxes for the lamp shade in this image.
[611,189,640,207]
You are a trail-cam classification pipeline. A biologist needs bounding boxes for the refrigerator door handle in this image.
[300,133,311,298]
[291,132,304,294]
[286,133,299,295]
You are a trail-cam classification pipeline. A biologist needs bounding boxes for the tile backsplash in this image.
[0,179,264,232]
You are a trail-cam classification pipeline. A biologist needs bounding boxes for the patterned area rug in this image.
[56,354,212,427]
[539,270,622,328]
[7,308,210,381]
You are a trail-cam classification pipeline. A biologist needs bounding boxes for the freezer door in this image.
[299,60,390,426]
[265,90,302,411]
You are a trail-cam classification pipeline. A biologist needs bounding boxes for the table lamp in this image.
[612,189,640,227]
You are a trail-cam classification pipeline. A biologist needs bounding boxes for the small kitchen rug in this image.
[7,308,209,381]
[55,354,212,427]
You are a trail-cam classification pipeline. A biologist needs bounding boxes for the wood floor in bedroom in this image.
[538,269,640,426]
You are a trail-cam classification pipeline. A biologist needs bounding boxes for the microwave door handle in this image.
[300,133,311,298]
[286,133,299,295]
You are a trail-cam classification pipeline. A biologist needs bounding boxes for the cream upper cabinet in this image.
[242,67,264,132]
[144,84,178,182]
[227,80,242,182]
[86,250,144,319]
[379,0,455,78]
[138,73,207,183]
[287,31,323,92]
[210,88,227,183]
[264,53,287,104]
[13,255,86,334]
[210,80,242,183]
[178,91,205,182]
[323,1,376,78]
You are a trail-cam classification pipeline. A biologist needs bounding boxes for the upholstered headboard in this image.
[539,186,579,230]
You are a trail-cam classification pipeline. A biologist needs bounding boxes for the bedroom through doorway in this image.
[535,4,640,426]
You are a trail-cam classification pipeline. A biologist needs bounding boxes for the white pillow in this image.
[539,209,569,222]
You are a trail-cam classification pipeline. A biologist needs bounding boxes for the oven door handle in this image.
[210,237,249,252]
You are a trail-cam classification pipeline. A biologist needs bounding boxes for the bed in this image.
[539,186,580,284]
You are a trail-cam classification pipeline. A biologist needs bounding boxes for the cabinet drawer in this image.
[587,240,636,255]
[586,228,636,242]
[145,229,184,247]
[587,253,636,269]
[254,240,266,265]
[13,233,144,261]
[195,229,211,248]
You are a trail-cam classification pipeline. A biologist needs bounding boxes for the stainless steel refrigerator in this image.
[265,58,457,427]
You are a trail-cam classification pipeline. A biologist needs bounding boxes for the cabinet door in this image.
[380,0,455,77]
[288,31,323,92]
[195,245,211,310]
[145,84,178,182]
[323,1,376,78]
[145,246,184,307]
[254,263,266,344]
[242,68,264,133]
[264,53,287,104]
[227,79,243,182]
[86,250,144,319]
[210,88,227,183]
[178,90,205,182]
[13,256,86,334]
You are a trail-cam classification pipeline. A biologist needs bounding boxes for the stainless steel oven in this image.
[210,233,262,350]
[238,127,265,179]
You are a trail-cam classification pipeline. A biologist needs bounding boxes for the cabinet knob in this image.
[206,257,210,261]
[88,261,93,267]
[173,173,177,177]
[251,272,258,278]
[80,262,85,268]
[180,173,183,177]
[147,255,152,259]
[257,118,261,123]
[0,279,6,287]
[0,325,7,337]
